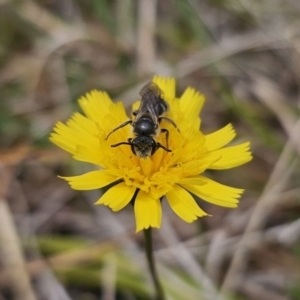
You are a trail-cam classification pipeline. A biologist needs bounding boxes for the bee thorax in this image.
[133,118,157,136]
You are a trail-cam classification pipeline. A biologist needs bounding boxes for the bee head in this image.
[131,136,156,158]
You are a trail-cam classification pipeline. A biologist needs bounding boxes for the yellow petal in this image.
[49,133,76,154]
[66,112,98,135]
[50,121,99,155]
[180,176,244,208]
[205,124,236,151]
[179,152,221,177]
[73,145,103,165]
[152,147,164,172]
[178,177,206,186]
[95,182,136,212]
[60,170,118,190]
[152,76,175,100]
[139,157,153,176]
[50,122,80,154]
[166,185,208,223]
[207,142,252,170]
[180,87,205,120]
[78,90,113,122]
[134,191,162,232]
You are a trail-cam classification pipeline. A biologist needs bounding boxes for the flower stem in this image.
[143,228,165,300]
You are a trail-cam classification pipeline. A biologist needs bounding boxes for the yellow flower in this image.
[50,76,252,232]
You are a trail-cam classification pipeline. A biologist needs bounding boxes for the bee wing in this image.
[139,82,161,99]
[136,82,164,123]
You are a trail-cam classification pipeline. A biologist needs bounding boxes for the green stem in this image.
[143,228,165,300]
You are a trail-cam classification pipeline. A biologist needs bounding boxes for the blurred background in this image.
[0,0,300,299]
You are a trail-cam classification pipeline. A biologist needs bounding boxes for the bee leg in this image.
[111,139,136,156]
[105,120,132,140]
[132,110,137,116]
[156,142,172,153]
[111,138,132,148]
[111,140,132,148]
[160,128,169,148]
[159,117,180,132]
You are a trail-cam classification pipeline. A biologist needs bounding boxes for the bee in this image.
[105,82,178,158]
